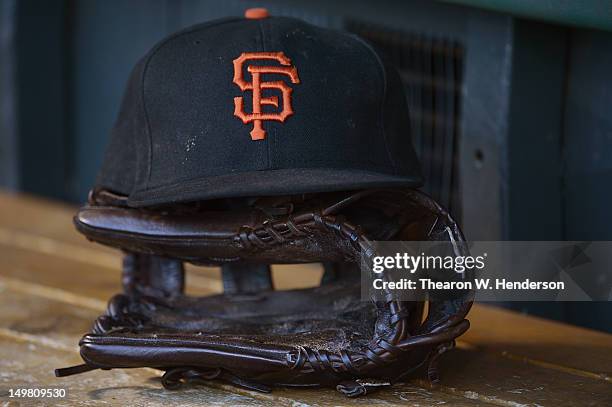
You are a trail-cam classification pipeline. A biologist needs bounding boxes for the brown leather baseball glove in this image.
[56,188,473,397]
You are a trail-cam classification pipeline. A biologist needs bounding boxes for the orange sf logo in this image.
[233,52,300,140]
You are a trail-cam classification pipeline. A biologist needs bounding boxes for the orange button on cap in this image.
[245,8,269,19]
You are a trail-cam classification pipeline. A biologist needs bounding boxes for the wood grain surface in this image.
[0,191,610,406]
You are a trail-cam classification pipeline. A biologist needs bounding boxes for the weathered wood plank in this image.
[0,242,223,300]
[464,305,612,376]
[0,191,95,247]
[0,242,122,301]
[432,345,612,406]
[2,224,610,380]
[0,285,486,406]
[0,285,99,347]
[1,191,612,406]
[0,337,269,407]
[0,242,322,300]
[2,278,611,406]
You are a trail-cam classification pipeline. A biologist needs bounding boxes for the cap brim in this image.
[126,168,422,207]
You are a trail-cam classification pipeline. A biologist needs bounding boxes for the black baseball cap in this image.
[96,8,423,207]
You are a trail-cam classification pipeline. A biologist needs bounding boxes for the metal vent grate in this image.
[345,21,464,216]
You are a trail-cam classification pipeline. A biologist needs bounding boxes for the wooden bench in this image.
[0,191,610,406]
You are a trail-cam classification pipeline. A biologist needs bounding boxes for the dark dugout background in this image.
[1,0,611,332]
